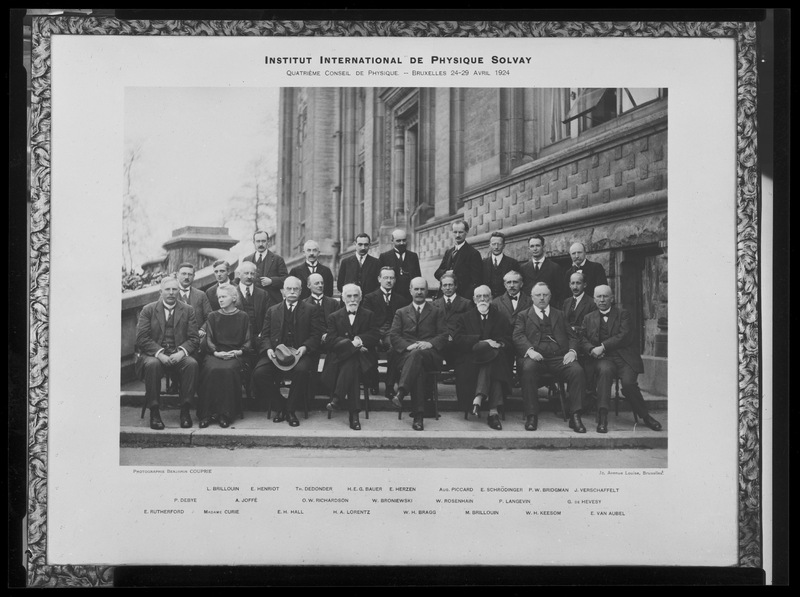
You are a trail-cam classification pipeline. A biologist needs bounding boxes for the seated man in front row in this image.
[135,277,200,430]
[388,277,448,431]
[251,276,325,427]
[452,285,513,430]
[513,282,587,433]
[322,284,380,431]
[579,285,662,433]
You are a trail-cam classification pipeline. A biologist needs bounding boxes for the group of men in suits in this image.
[134,224,661,434]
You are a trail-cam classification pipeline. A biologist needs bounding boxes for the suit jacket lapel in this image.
[155,303,166,337]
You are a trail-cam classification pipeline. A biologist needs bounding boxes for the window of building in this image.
[562,87,666,134]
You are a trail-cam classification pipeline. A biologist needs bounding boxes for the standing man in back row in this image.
[563,241,608,302]
[520,234,565,305]
[378,228,421,302]
[337,232,380,296]
[290,239,335,300]
[242,230,289,306]
[434,219,483,300]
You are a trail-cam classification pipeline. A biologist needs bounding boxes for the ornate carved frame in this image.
[27,19,760,586]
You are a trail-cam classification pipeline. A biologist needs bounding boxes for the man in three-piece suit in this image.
[304,272,342,395]
[377,228,421,302]
[388,277,449,431]
[242,230,289,305]
[135,277,200,430]
[235,261,271,352]
[431,272,473,373]
[563,242,608,301]
[452,285,514,430]
[337,232,380,296]
[176,262,212,330]
[322,284,380,431]
[289,239,334,300]
[482,231,520,298]
[251,276,325,427]
[562,271,598,333]
[519,234,566,305]
[579,284,662,434]
[513,282,587,433]
[434,219,483,300]
[206,259,234,311]
[362,266,410,398]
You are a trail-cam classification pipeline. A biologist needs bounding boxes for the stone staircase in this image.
[120,378,668,450]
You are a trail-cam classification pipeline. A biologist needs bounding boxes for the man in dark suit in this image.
[452,285,513,430]
[176,262,213,330]
[492,270,532,326]
[513,282,587,433]
[289,239,334,300]
[482,231,520,298]
[388,277,449,431]
[579,284,662,433]
[519,234,565,305]
[206,259,234,311]
[563,241,608,301]
[362,266,410,398]
[322,284,380,431]
[431,272,473,374]
[135,277,200,430]
[562,271,598,333]
[235,261,270,352]
[378,228,421,302]
[242,230,288,305]
[434,219,483,300]
[251,276,325,427]
[304,271,342,393]
[337,232,380,296]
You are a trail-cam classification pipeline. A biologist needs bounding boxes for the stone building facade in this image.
[277,87,667,394]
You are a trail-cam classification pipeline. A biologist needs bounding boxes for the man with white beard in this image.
[452,285,514,430]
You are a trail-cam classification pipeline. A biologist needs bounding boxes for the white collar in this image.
[239,283,253,294]
[454,241,465,251]
[311,293,324,302]
[600,309,611,316]
[535,306,550,318]
[573,293,585,303]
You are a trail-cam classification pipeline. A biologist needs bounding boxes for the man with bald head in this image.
[290,240,334,300]
[513,281,587,433]
[563,241,607,300]
[378,228,422,301]
[135,277,200,430]
[388,277,448,431]
[579,284,662,433]
[251,275,325,426]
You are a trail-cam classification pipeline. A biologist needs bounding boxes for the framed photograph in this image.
[16,9,777,586]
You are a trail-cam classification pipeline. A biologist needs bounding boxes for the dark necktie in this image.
[384,293,391,305]
[481,313,488,334]
[445,299,452,312]
[245,286,251,302]
[180,291,189,303]
[257,253,263,265]
[571,297,578,311]
[165,307,174,321]
[540,309,548,323]
[534,262,540,273]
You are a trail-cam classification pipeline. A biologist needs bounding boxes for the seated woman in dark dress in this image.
[198,284,251,428]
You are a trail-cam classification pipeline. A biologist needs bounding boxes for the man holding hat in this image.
[251,276,325,427]
[321,284,380,430]
[452,285,513,430]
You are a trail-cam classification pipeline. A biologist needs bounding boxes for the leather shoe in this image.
[642,414,662,431]
[488,414,502,430]
[218,415,230,428]
[569,412,587,434]
[412,416,424,431]
[391,388,406,409]
[149,407,165,430]
[199,418,211,429]
[272,412,286,423]
[349,412,361,431]
[596,409,608,434]
[326,396,340,411]
[524,414,538,431]
[180,406,193,429]
[287,412,300,427]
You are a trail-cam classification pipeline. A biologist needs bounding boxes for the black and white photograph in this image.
[119,85,669,469]
[12,9,783,587]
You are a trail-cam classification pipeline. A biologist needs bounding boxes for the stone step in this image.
[120,384,668,413]
[120,406,667,450]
